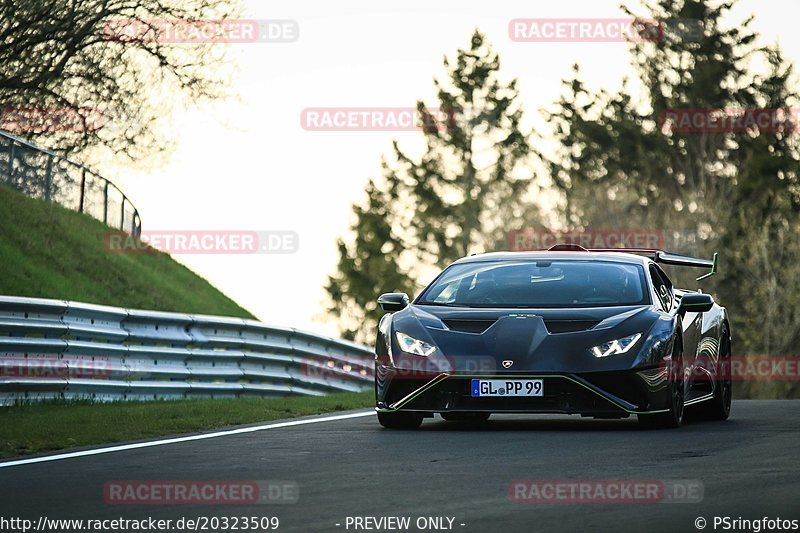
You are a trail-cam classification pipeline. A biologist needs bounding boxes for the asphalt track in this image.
[0,400,798,533]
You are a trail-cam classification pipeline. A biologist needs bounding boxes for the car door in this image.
[651,264,700,378]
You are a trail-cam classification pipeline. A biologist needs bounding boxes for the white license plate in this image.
[471,379,543,397]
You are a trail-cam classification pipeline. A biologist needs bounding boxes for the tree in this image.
[325,171,415,341]
[0,0,238,164]
[539,0,800,396]
[541,0,761,235]
[716,48,800,397]
[326,30,537,343]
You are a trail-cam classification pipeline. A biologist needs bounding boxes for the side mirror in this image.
[377,292,409,312]
[678,293,714,313]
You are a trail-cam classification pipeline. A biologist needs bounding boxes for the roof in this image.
[453,245,717,281]
[454,250,650,266]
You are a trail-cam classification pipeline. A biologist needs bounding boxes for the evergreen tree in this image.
[539,0,800,396]
[325,170,414,341]
[326,30,536,342]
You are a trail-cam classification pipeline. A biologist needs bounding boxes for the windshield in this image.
[417,260,649,308]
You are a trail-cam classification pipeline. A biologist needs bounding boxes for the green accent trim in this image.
[378,373,449,412]
[377,373,668,415]
[696,252,718,281]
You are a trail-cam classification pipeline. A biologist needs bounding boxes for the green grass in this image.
[0,187,375,461]
[0,184,253,317]
[0,391,374,459]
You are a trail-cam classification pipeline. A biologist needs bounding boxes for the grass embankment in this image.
[0,185,373,461]
[0,184,252,317]
[0,391,374,459]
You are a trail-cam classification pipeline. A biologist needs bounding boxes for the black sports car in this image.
[374,244,731,429]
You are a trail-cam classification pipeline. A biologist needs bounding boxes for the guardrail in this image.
[0,296,374,405]
[0,130,141,235]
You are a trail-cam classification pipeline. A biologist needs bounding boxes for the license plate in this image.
[471,379,544,397]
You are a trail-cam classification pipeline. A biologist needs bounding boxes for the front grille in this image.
[403,376,629,416]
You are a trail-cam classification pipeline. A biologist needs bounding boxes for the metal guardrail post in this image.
[44,154,53,202]
[102,180,109,224]
[7,140,14,181]
[78,167,86,213]
[120,196,126,230]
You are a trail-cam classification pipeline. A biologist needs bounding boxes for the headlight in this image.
[395,332,437,356]
[591,333,642,358]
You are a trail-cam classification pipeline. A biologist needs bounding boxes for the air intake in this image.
[442,319,496,334]
[543,320,600,334]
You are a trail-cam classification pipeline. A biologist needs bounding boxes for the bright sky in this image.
[99,0,800,337]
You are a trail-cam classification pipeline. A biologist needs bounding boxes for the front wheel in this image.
[377,411,423,429]
[639,335,684,429]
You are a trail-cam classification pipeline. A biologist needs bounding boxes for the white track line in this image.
[0,410,376,469]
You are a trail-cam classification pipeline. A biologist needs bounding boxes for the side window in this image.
[649,265,673,311]
[654,265,675,311]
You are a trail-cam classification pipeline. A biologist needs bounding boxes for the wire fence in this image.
[0,130,141,235]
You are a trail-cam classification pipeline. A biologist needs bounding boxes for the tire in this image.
[693,325,732,421]
[639,335,685,429]
[377,411,423,429]
[441,412,491,422]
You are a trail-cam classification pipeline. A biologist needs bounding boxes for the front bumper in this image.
[375,366,671,417]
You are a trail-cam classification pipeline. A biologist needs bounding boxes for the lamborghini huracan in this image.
[374,245,731,429]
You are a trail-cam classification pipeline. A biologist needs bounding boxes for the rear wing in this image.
[546,244,718,281]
